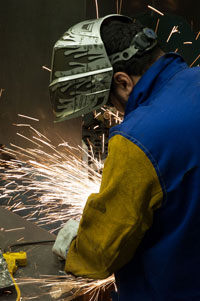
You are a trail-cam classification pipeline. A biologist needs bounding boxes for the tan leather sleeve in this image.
[65,135,163,279]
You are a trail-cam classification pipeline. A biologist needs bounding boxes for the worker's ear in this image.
[113,72,135,100]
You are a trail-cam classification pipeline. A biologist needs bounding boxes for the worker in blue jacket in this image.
[51,15,200,300]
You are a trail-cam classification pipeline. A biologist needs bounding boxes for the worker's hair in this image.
[101,20,162,76]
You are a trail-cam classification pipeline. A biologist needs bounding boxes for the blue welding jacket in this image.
[109,53,200,300]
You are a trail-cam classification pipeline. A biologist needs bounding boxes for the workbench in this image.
[0,208,114,300]
[0,207,78,300]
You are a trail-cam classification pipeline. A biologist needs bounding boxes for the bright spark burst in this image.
[15,274,116,300]
[2,107,123,228]
[1,135,102,228]
[1,120,116,299]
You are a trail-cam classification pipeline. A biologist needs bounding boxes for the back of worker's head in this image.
[101,20,162,77]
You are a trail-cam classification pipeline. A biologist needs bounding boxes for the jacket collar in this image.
[124,53,188,117]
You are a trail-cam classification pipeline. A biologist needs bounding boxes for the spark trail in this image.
[0,121,116,299]
[1,132,102,230]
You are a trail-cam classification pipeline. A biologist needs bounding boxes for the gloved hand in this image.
[52,219,79,260]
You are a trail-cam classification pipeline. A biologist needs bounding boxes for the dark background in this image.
[0,3,199,299]
[0,0,86,150]
[86,0,199,32]
[0,0,199,150]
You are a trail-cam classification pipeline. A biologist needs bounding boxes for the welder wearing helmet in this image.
[51,15,200,301]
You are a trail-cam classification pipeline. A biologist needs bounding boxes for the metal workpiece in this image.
[0,251,14,292]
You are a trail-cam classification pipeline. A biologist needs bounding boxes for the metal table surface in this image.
[0,207,73,300]
[0,208,114,301]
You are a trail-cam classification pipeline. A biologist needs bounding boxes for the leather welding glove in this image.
[52,219,79,260]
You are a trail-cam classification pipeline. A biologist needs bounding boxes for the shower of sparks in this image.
[0,120,117,300]
[155,18,160,34]
[166,26,180,43]
[147,5,164,16]
[17,114,39,122]
[42,66,52,72]
[1,150,101,226]
[190,53,200,67]
[196,31,200,40]
[94,0,99,19]
[1,122,102,229]
[15,274,116,300]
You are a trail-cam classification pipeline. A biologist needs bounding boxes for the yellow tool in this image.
[3,251,27,301]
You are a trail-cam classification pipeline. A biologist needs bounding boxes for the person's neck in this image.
[131,51,165,87]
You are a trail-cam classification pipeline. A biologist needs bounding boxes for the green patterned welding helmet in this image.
[49,14,132,122]
[49,14,157,122]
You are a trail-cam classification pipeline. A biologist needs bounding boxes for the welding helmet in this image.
[49,14,157,122]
